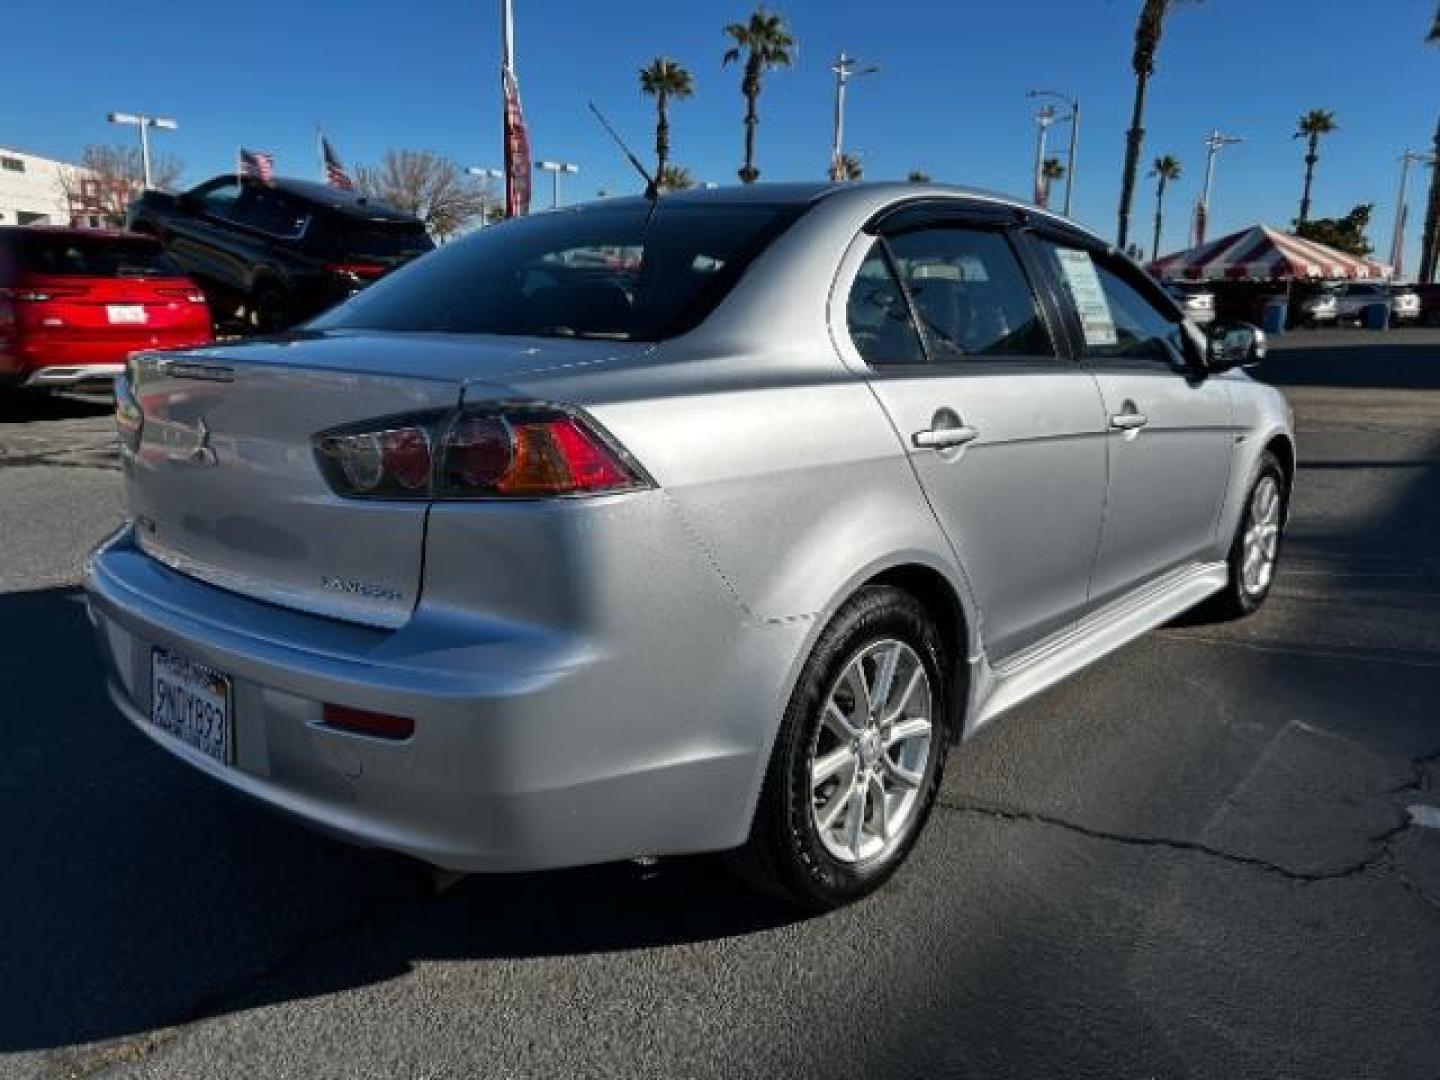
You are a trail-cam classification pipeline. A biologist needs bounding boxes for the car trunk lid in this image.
[125,334,646,627]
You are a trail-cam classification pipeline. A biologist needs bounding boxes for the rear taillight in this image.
[115,366,144,453]
[313,405,649,500]
[10,287,87,302]
[154,287,209,304]
[326,262,386,280]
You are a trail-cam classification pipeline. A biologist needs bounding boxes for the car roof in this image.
[196,175,423,224]
[568,181,1108,246]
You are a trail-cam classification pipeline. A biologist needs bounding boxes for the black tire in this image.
[1201,451,1288,621]
[731,585,950,911]
[246,283,291,334]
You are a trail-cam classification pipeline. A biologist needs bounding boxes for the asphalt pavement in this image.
[1,329,1437,1079]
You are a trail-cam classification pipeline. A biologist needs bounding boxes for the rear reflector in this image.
[322,703,415,740]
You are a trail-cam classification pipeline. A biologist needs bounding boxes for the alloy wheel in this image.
[808,638,933,864]
[1241,475,1282,597]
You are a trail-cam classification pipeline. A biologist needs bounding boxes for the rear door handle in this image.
[912,425,980,449]
[1109,411,1149,431]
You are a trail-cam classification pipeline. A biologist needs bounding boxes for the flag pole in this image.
[501,0,515,218]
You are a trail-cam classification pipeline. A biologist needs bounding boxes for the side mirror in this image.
[1205,321,1267,372]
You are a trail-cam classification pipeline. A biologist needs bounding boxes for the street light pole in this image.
[1031,104,1056,207]
[106,111,178,190]
[1389,150,1435,278]
[467,166,503,226]
[1027,90,1079,216]
[1195,129,1241,246]
[534,160,579,209]
[829,53,878,181]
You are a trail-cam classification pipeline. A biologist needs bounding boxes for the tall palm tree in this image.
[1420,8,1440,282]
[1149,154,1181,261]
[638,57,694,185]
[1294,109,1338,225]
[1039,157,1066,208]
[1429,2,1439,40]
[658,164,695,192]
[835,153,863,181]
[722,8,795,184]
[1117,0,1197,248]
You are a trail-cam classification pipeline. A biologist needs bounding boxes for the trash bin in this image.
[1261,299,1288,334]
[1363,301,1391,331]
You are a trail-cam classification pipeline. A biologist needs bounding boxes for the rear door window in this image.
[883,227,1054,362]
[1036,241,1184,367]
[846,244,926,366]
[231,188,310,239]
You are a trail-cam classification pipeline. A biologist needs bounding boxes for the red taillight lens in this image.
[11,287,87,302]
[314,405,647,500]
[326,262,386,279]
[155,287,210,303]
[321,703,414,740]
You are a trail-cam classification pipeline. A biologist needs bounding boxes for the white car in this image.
[1389,285,1421,323]
[1163,283,1216,325]
[1297,285,1342,326]
[1334,283,1417,324]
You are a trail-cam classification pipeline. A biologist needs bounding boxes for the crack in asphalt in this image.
[939,746,1440,891]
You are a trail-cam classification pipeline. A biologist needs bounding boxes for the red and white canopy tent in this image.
[1148,225,1391,282]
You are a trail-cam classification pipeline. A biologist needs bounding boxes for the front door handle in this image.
[912,424,980,449]
[1109,411,1149,431]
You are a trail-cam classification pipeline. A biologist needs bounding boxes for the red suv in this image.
[0,227,213,389]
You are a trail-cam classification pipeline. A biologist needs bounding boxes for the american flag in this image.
[238,148,274,183]
[322,137,354,190]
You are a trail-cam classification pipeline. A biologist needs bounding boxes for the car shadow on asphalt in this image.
[0,390,113,425]
[1255,337,1440,390]
[0,587,800,1055]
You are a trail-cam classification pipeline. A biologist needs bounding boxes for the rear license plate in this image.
[107,304,147,324]
[150,648,232,764]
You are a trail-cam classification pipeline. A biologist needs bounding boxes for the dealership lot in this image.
[1,329,1437,1078]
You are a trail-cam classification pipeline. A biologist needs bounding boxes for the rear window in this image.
[327,220,434,259]
[13,232,181,278]
[312,202,806,341]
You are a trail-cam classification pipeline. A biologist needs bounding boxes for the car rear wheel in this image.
[246,283,291,334]
[731,585,948,910]
[1204,451,1288,620]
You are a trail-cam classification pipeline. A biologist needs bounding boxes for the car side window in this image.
[845,243,926,367]
[231,189,310,239]
[884,226,1053,362]
[1039,241,1183,366]
[198,180,241,218]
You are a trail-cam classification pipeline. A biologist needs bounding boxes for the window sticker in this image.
[1053,248,1118,346]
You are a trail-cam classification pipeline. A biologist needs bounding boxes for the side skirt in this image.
[964,561,1229,735]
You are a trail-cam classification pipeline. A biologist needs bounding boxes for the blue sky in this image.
[4,1,1436,268]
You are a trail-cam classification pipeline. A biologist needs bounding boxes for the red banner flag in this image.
[502,67,531,217]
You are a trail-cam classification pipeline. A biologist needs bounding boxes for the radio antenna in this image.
[588,101,658,201]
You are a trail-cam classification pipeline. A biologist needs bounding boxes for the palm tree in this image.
[658,164,695,192]
[1149,154,1181,261]
[834,153,863,181]
[906,170,931,183]
[1294,109,1338,225]
[1039,157,1066,209]
[1117,0,1197,248]
[1429,2,1439,40]
[638,57,695,185]
[722,8,795,184]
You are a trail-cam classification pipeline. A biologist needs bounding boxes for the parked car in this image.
[87,183,1292,910]
[1332,281,1413,324]
[1163,281,1216,324]
[0,226,212,390]
[1295,282,1342,326]
[127,175,434,332]
[1388,284,1421,323]
[1414,283,1440,326]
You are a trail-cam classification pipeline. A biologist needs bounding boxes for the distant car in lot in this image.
[127,175,434,332]
[88,182,1292,910]
[0,227,212,390]
[1414,283,1440,326]
[1333,282,1416,324]
[1296,283,1342,326]
[1163,282,1216,324]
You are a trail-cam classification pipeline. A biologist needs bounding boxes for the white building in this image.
[0,146,103,228]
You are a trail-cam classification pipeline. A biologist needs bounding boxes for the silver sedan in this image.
[86,183,1293,909]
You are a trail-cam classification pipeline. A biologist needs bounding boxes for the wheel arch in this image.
[1264,431,1296,518]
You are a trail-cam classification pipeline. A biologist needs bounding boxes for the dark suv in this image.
[128,175,434,331]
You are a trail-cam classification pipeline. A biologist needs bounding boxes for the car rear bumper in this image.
[84,525,785,872]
